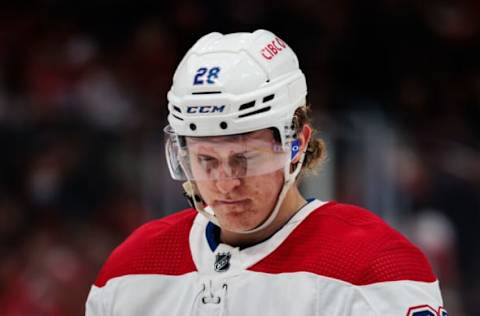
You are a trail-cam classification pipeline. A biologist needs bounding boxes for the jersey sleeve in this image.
[85,209,197,316]
[353,228,445,315]
[353,280,444,316]
[85,284,112,316]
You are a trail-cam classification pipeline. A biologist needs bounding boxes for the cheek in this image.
[194,170,284,204]
[194,181,215,202]
[249,171,284,202]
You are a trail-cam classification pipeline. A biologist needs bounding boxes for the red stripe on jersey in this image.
[249,202,436,285]
[94,209,197,287]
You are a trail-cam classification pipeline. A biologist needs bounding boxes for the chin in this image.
[217,214,260,233]
[213,203,271,232]
[221,222,258,233]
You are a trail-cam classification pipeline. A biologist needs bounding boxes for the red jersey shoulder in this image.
[250,202,436,285]
[94,208,197,287]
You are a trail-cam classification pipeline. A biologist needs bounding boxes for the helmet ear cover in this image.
[269,127,301,162]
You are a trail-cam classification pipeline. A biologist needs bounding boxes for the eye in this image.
[239,152,261,161]
[232,153,247,161]
[197,154,218,164]
[198,154,212,161]
[197,155,218,168]
[230,152,259,164]
[229,152,262,167]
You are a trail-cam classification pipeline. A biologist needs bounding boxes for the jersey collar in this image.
[190,199,328,274]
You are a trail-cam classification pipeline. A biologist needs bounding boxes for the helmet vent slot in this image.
[238,100,256,111]
[172,114,184,121]
[192,91,221,95]
[173,106,182,113]
[262,94,275,103]
[238,106,271,118]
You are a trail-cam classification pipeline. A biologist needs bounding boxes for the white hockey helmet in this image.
[165,29,308,233]
[166,29,307,141]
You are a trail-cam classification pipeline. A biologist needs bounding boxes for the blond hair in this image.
[294,104,327,173]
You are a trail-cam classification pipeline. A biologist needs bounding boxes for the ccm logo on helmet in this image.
[261,37,287,60]
[187,105,225,114]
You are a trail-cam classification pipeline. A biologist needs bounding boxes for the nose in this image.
[215,178,241,194]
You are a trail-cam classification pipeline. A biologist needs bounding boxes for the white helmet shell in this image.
[167,29,307,144]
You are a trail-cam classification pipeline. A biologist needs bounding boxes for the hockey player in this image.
[86,30,446,316]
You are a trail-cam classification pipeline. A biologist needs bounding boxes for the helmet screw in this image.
[220,122,228,129]
[189,123,197,131]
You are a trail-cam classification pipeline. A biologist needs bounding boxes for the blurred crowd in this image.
[0,1,479,315]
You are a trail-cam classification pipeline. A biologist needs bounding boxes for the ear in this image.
[292,124,312,163]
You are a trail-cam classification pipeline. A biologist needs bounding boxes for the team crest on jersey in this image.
[406,305,448,316]
[214,252,231,272]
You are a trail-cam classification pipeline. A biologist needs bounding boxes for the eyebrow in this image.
[188,136,244,144]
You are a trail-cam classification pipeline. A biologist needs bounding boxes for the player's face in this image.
[187,129,285,232]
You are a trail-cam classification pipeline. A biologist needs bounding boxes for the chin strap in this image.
[239,147,306,234]
[183,181,221,227]
[182,146,307,235]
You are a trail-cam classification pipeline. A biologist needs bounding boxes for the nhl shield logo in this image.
[214,252,231,272]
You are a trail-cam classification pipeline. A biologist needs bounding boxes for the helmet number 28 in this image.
[193,67,221,85]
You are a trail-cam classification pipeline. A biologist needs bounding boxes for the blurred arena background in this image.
[0,1,479,315]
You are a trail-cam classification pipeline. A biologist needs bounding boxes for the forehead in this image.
[185,129,277,146]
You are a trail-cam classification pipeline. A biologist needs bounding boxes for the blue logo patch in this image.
[291,139,300,160]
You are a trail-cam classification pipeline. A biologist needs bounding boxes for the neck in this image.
[219,185,307,248]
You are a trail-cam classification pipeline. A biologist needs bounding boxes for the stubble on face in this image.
[197,170,284,232]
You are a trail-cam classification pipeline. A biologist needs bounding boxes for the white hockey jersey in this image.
[86,200,446,316]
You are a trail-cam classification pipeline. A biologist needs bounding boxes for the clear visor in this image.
[165,126,291,181]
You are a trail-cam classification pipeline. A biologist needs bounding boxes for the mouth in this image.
[215,199,249,206]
